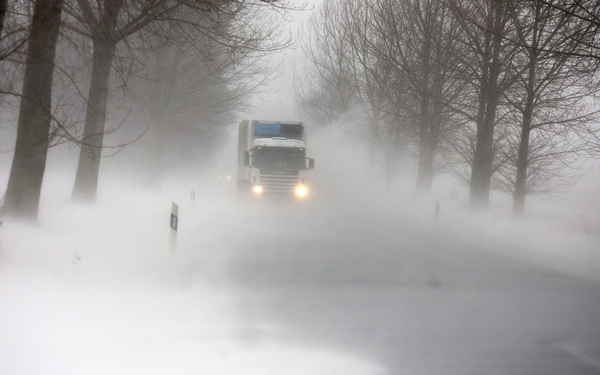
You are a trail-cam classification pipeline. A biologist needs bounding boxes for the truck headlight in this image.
[253,185,263,194]
[295,185,308,198]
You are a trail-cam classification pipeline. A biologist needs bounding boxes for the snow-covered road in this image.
[1,179,599,374]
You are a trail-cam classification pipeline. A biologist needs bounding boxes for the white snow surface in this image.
[1,123,599,374]
[0,190,386,375]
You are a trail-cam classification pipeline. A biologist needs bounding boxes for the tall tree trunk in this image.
[71,39,116,201]
[0,0,8,37]
[513,51,537,217]
[469,99,497,208]
[416,106,434,192]
[2,0,62,221]
[469,0,505,209]
[512,111,531,216]
[417,59,445,193]
[416,32,432,193]
[420,90,444,193]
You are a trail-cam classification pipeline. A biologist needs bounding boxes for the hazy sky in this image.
[248,0,323,121]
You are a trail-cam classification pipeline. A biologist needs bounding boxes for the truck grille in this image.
[260,174,299,193]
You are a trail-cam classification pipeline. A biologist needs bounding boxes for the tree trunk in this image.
[2,0,62,221]
[469,97,498,208]
[71,39,116,201]
[512,115,531,216]
[416,86,434,192]
[416,31,432,193]
[416,56,445,193]
[469,0,505,210]
[0,0,8,37]
[419,96,443,193]
[416,118,434,192]
[513,51,537,217]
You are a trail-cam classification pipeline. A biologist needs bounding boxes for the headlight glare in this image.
[295,185,308,198]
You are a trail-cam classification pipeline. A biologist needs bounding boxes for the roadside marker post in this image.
[170,202,178,253]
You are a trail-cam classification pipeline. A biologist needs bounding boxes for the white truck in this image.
[237,120,314,198]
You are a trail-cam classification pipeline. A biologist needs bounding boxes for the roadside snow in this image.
[0,180,385,375]
[1,137,598,374]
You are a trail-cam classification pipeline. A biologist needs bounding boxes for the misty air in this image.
[1,1,600,374]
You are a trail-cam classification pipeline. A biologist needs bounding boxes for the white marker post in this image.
[170,202,178,253]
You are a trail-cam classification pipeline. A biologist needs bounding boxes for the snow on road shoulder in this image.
[0,265,385,375]
[0,186,385,375]
[412,182,600,285]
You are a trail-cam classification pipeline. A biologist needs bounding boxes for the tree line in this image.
[1,0,292,221]
[294,0,600,215]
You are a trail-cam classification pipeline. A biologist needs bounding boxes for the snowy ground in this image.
[1,125,599,374]
[0,178,388,375]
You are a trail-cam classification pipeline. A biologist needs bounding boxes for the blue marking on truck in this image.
[255,123,281,135]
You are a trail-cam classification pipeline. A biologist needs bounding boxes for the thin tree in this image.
[64,0,289,202]
[2,0,63,220]
[447,0,524,209]
[0,0,7,37]
[366,0,465,192]
[0,2,38,96]
[133,22,262,188]
[294,0,358,126]
[535,0,600,60]
[295,0,463,186]
[504,0,599,215]
[344,0,415,184]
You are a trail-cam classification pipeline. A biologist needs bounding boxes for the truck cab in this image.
[238,121,314,198]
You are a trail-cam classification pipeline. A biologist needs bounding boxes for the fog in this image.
[2,0,600,372]
[1,116,600,374]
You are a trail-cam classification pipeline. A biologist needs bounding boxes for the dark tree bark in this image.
[512,35,538,217]
[70,0,121,202]
[409,0,461,193]
[69,0,289,202]
[468,0,509,209]
[0,0,7,37]
[415,26,433,192]
[512,100,533,215]
[2,0,63,221]
[508,0,593,216]
[71,38,116,201]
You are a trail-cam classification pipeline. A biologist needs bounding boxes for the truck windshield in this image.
[252,147,306,171]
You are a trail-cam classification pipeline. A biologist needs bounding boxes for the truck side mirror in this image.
[307,158,314,170]
[244,155,250,167]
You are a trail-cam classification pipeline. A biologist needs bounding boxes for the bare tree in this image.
[2,0,63,220]
[294,0,408,183]
[445,0,526,209]
[0,0,6,36]
[296,0,467,188]
[534,0,600,59]
[63,0,291,202]
[0,0,30,55]
[364,0,466,192]
[500,0,599,215]
[132,15,267,189]
[296,0,600,209]
[341,0,413,184]
[531,1,600,157]
[0,1,36,99]
[293,0,358,126]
